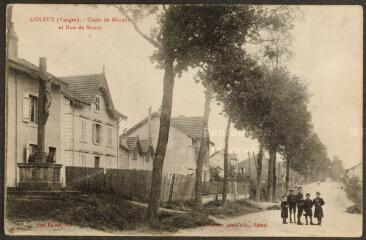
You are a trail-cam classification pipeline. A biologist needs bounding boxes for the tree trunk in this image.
[222,118,231,205]
[255,145,263,201]
[146,57,175,227]
[272,151,277,201]
[266,147,276,202]
[194,91,212,210]
[285,159,290,192]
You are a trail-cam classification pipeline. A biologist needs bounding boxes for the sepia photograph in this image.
[4,3,363,237]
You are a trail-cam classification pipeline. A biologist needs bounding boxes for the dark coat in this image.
[287,194,297,206]
[296,192,304,208]
[303,198,313,216]
[313,197,325,218]
[281,200,289,218]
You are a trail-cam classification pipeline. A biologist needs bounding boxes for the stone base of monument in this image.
[17,163,62,190]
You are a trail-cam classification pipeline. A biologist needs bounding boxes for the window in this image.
[47,147,56,163]
[107,127,112,146]
[194,147,199,161]
[95,96,100,111]
[132,150,138,160]
[23,94,38,124]
[95,156,100,168]
[92,123,103,144]
[81,120,87,142]
[29,95,38,123]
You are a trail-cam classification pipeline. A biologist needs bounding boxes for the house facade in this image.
[209,150,239,180]
[6,22,126,187]
[119,112,211,181]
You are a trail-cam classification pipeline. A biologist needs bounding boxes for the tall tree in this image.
[115,5,260,226]
[290,132,331,182]
[330,156,344,181]
[222,118,231,205]
[255,144,264,201]
[194,89,213,210]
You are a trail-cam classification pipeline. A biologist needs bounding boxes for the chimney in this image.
[7,5,18,59]
[122,128,127,135]
[39,57,47,73]
[148,106,152,140]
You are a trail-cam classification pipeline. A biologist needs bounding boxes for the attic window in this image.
[95,96,100,111]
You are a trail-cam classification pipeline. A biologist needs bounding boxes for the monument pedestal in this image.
[17,163,62,190]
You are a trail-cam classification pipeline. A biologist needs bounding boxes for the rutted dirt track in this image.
[6,182,362,237]
[173,182,362,237]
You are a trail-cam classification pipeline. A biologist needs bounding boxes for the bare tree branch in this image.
[114,5,160,48]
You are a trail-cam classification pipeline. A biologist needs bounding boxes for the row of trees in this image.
[114,5,331,226]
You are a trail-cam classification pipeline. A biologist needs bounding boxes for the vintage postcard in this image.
[4,3,363,237]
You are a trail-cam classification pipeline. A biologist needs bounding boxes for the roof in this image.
[60,73,127,120]
[209,150,239,161]
[8,57,127,120]
[209,162,223,171]
[171,116,208,139]
[126,112,213,143]
[61,73,103,104]
[139,139,152,153]
[346,163,362,171]
[120,135,153,154]
[8,57,66,87]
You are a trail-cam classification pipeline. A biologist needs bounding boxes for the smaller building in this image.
[344,163,362,180]
[237,158,285,181]
[118,112,212,181]
[209,150,239,180]
[119,135,154,170]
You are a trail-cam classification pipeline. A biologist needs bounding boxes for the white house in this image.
[6,20,126,187]
[119,112,212,181]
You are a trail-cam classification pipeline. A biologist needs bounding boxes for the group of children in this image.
[281,186,325,226]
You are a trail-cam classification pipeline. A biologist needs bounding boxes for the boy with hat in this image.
[304,193,314,225]
[296,186,304,225]
[287,189,297,223]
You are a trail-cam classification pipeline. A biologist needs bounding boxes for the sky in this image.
[11,5,363,168]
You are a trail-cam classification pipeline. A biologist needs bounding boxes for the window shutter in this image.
[100,125,103,144]
[23,92,30,122]
[92,123,96,143]
[107,127,112,146]
[81,120,86,141]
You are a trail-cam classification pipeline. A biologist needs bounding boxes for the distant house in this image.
[237,158,286,183]
[344,163,362,180]
[119,112,212,181]
[209,150,239,180]
[6,21,127,187]
[209,162,223,181]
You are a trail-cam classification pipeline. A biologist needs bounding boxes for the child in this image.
[280,195,289,224]
[313,192,325,225]
[303,193,314,225]
[296,186,304,225]
[287,189,297,223]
